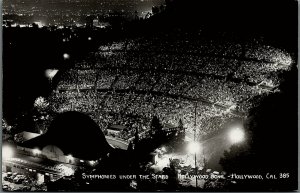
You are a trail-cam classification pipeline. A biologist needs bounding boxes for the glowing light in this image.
[45,69,59,79]
[63,53,70,60]
[34,21,43,28]
[88,37,92,41]
[89,160,96,165]
[66,154,74,160]
[56,164,74,176]
[228,127,245,144]
[187,141,201,154]
[33,148,41,155]
[2,145,14,159]
[156,156,169,168]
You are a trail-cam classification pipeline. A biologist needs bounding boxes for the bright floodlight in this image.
[45,69,59,79]
[187,141,201,154]
[63,53,70,60]
[88,37,92,41]
[2,146,14,159]
[229,127,245,144]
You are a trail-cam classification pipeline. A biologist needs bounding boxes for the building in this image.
[2,111,113,184]
[107,124,127,135]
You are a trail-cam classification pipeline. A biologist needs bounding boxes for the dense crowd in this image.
[233,61,287,84]
[57,66,273,109]
[123,36,243,57]
[49,90,236,141]
[51,34,292,141]
[245,43,292,65]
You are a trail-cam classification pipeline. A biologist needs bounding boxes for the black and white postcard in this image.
[1,0,298,191]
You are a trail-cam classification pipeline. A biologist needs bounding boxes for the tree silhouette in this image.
[152,6,160,15]
[178,118,184,130]
[162,162,178,191]
[134,127,139,147]
[150,115,163,137]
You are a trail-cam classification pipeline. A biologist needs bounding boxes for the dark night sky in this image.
[3,0,165,12]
